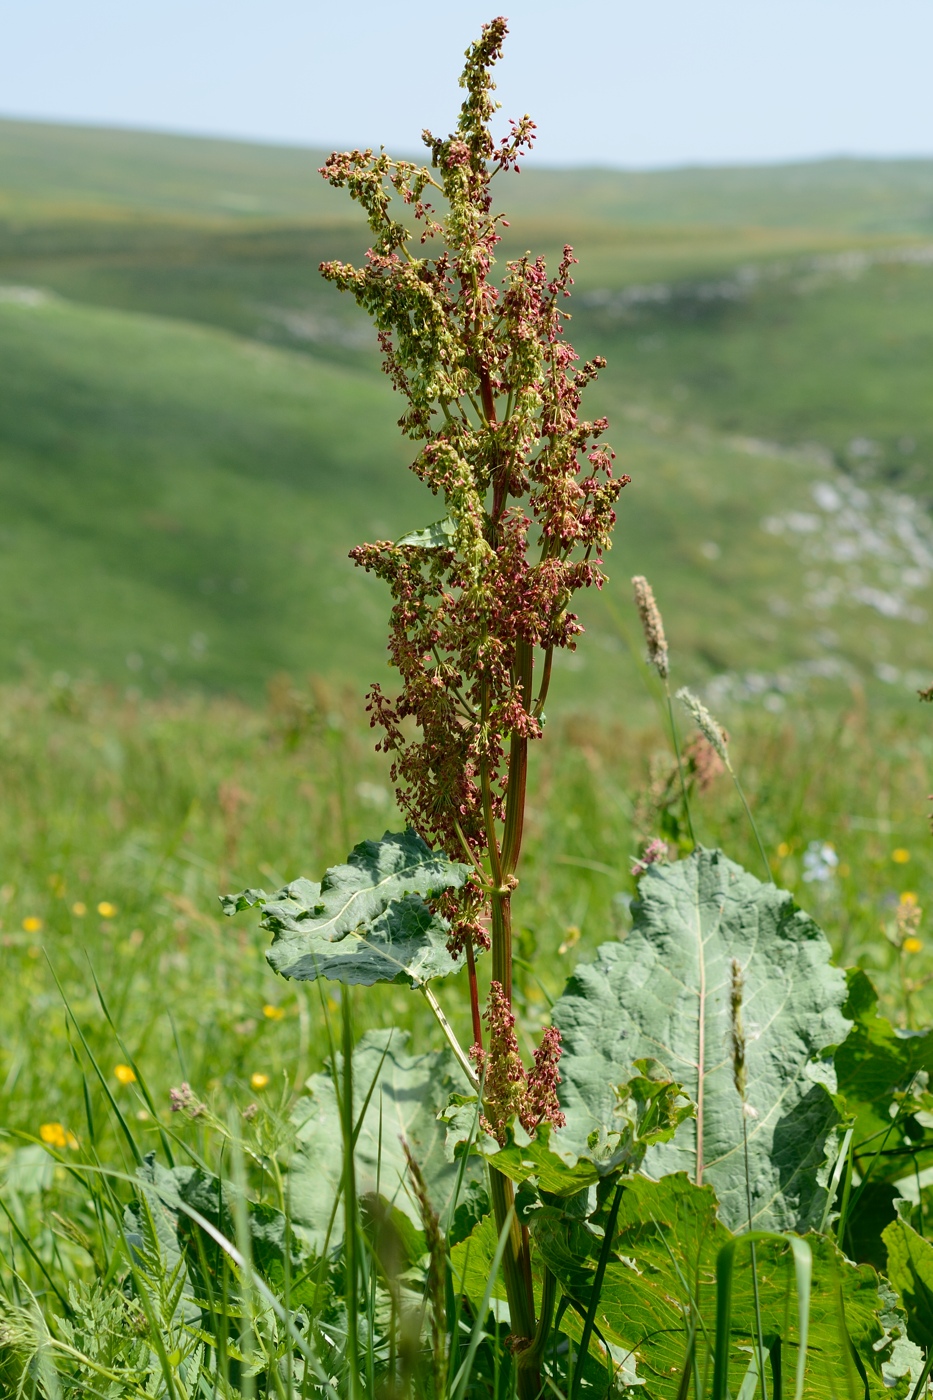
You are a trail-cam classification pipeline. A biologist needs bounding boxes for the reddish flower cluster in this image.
[631,838,668,879]
[319,22,620,1196]
[471,981,566,1143]
[321,19,625,932]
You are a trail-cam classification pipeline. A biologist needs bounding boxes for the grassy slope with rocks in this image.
[2,121,933,707]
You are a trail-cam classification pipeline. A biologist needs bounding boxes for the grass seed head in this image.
[729,958,747,1103]
[676,687,728,761]
[632,575,669,679]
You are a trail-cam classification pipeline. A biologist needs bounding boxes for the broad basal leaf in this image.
[222,829,471,986]
[534,1172,726,1391]
[836,968,933,1184]
[287,1030,483,1252]
[536,1172,918,1398]
[553,847,850,1232]
[884,1208,933,1349]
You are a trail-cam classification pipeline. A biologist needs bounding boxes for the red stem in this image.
[465,939,483,1050]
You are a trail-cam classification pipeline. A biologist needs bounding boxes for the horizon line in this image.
[4,110,933,176]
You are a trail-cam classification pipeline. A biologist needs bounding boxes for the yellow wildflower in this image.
[114,1064,136,1085]
[22,916,43,934]
[777,842,791,859]
[250,1072,270,1090]
[72,901,86,917]
[97,901,117,918]
[40,1123,78,1150]
[904,937,923,954]
[901,892,919,906]
[558,925,581,955]
[263,1004,285,1021]
[893,849,911,864]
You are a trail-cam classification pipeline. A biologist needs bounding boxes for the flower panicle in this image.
[317,19,624,862]
[170,1082,205,1118]
[525,1024,566,1132]
[631,575,669,680]
[477,981,565,1142]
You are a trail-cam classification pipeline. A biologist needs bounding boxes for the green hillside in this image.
[6,117,933,233]
[1,118,932,708]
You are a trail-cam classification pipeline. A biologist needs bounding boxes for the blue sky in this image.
[3,0,933,168]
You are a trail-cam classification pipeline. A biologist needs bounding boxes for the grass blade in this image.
[714,1232,811,1400]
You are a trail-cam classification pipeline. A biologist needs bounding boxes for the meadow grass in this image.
[581,252,933,495]
[1,288,931,707]
[1,674,931,1395]
[1,675,930,1164]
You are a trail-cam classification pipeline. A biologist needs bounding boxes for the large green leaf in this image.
[884,1210,933,1348]
[287,1030,483,1253]
[836,969,933,1184]
[535,1172,919,1398]
[222,829,471,986]
[553,848,850,1232]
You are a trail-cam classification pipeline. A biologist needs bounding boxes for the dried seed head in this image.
[402,1140,446,1390]
[730,957,747,1103]
[676,687,728,762]
[632,575,669,679]
[919,685,933,703]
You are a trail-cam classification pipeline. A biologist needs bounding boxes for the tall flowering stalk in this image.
[319,17,624,1381]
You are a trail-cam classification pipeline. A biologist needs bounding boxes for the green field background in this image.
[1,118,932,1152]
[2,117,933,712]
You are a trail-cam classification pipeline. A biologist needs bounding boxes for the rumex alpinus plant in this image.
[218,18,933,1400]
[318,14,623,1379]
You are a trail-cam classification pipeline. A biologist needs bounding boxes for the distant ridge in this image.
[3,116,933,233]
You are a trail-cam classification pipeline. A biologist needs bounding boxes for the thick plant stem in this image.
[501,733,528,877]
[489,1168,539,1398]
[490,886,513,1002]
[465,940,483,1050]
[501,640,533,876]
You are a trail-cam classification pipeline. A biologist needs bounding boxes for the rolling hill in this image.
[2,117,932,710]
